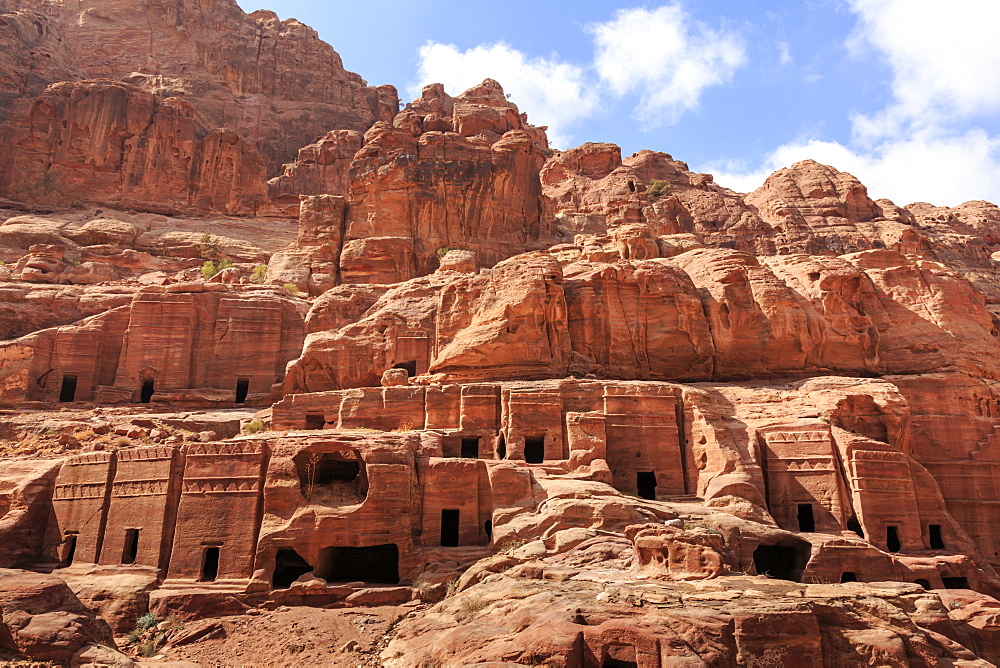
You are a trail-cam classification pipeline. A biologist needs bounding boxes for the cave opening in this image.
[524,435,545,464]
[840,571,858,583]
[943,576,970,589]
[636,471,657,500]
[392,360,417,377]
[61,534,77,568]
[201,547,220,582]
[272,548,313,588]
[497,433,506,460]
[752,539,810,582]
[304,413,325,430]
[929,524,945,550]
[121,529,140,565]
[235,378,249,404]
[915,579,931,589]
[140,379,154,404]
[441,509,460,547]
[461,437,480,459]
[294,450,366,504]
[886,526,901,553]
[847,517,865,538]
[316,544,399,584]
[797,504,816,532]
[59,375,77,403]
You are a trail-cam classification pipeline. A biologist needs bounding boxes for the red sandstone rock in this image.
[4,0,398,176]
[0,80,267,214]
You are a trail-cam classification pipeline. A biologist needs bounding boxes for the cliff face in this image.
[8,3,1000,666]
[4,0,398,174]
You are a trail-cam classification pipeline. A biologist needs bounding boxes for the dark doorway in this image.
[886,526,901,553]
[627,181,636,193]
[797,504,816,532]
[140,379,154,404]
[915,579,931,589]
[461,437,480,459]
[840,571,858,583]
[943,577,970,589]
[441,509,460,547]
[524,436,545,464]
[603,659,638,668]
[497,433,506,460]
[201,547,220,582]
[752,540,810,582]
[392,361,417,377]
[59,375,78,403]
[235,378,250,404]
[273,548,313,588]
[122,529,140,565]
[305,413,325,430]
[62,535,77,567]
[636,471,657,500]
[484,520,492,540]
[847,517,865,538]
[929,524,945,550]
[316,544,399,584]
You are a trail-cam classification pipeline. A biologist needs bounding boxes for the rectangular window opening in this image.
[304,413,325,430]
[235,378,250,404]
[140,379,154,404]
[122,529,140,565]
[201,547,220,582]
[886,525,901,553]
[636,471,657,500]
[59,375,78,403]
[461,437,480,459]
[797,503,816,532]
[524,435,545,464]
[441,509,460,547]
[929,524,945,550]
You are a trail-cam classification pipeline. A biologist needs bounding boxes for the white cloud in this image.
[848,0,1000,120]
[708,130,1000,205]
[412,41,598,147]
[707,1,1000,206]
[588,5,746,126]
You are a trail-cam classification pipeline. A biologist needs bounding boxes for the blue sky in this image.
[238,0,1000,207]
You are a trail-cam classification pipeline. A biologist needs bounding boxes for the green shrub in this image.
[199,233,222,260]
[250,264,268,284]
[283,282,302,296]
[436,247,453,259]
[244,419,266,435]
[646,179,672,198]
[201,260,217,280]
[136,613,158,630]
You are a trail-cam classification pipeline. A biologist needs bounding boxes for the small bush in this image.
[201,260,217,280]
[646,179,672,198]
[136,613,158,630]
[113,436,131,448]
[283,282,302,296]
[244,419,266,435]
[137,638,160,657]
[218,258,234,272]
[250,264,268,284]
[199,233,223,261]
[436,247,453,259]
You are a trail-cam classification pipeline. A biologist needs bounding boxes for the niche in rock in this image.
[752,538,811,582]
[235,378,250,404]
[294,449,368,505]
[637,471,657,500]
[392,360,417,377]
[316,544,399,585]
[121,529,140,565]
[59,375,77,403]
[797,504,816,532]
[140,379,154,404]
[461,437,480,459]
[61,534,77,568]
[201,547,220,582]
[524,435,545,464]
[273,548,313,588]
